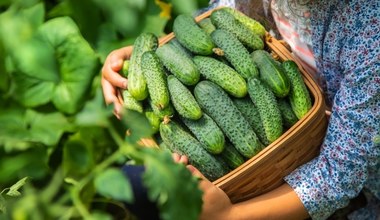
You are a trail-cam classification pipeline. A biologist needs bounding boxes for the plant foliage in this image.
[0,0,208,219]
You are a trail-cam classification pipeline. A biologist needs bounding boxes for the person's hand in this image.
[171,152,189,165]
[101,46,133,118]
[187,165,233,220]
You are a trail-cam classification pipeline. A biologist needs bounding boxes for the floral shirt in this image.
[207,0,380,219]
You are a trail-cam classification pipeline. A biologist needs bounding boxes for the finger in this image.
[172,152,181,162]
[187,165,207,180]
[102,64,128,90]
[101,77,118,105]
[178,155,189,165]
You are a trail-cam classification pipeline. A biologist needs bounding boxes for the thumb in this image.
[187,165,207,180]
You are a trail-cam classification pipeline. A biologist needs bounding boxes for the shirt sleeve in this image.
[284,48,380,219]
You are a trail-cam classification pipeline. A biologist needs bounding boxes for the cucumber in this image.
[221,7,266,38]
[233,97,271,146]
[121,90,143,113]
[211,29,259,79]
[149,98,175,120]
[251,50,290,98]
[141,51,170,110]
[128,33,158,100]
[144,105,161,134]
[156,43,200,86]
[198,17,216,35]
[210,9,264,50]
[167,75,202,120]
[173,14,215,55]
[168,38,193,58]
[159,117,229,181]
[277,98,298,129]
[120,59,129,77]
[281,60,312,119]
[193,56,247,98]
[181,113,225,154]
[247,77,283,143]
[194,80,263,158]
[219,141,245,169]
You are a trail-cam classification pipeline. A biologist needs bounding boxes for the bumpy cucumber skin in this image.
[156,43,200,86]
[277,98,299,129]
[251,50,290,98]
[121,90,143,113]
[173,14,215,55]
[149,98,175,120]
[141,51,170,110]
[247,77,283,143]
[219,141,245,169]
[198,17,216,35]
[128,33,158,101]
[281,60,312,119]
[194,80,263,158]
[221,7,266,38]
[159,120,228,181]
[181,113,225,154]
[211,29,259,79]
[210,9,264,50]
[193,56,247,98]
[233,97,271,146]
[167,75,202,120]
[144,105,161,134]
[168,38,193,58]
[120,60,129,77]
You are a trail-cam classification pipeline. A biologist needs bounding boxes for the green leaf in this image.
[5,177,28,197]
[94,168,133,203]
[63,132,95,179]
[0,107,76,151]
[142,148,203,220]
[75,87,113,128]
[121,110,155,144]
[9,16,99,114]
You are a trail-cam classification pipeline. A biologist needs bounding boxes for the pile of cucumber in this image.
[122,7,312,181]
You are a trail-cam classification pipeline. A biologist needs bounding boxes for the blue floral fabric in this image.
[207,0,380,219]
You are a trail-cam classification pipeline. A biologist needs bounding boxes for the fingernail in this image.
[122,80,128,89]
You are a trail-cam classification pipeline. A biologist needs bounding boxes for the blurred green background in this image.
[0,0,209,219]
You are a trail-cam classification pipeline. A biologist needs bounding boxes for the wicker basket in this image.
[119,8,328,203]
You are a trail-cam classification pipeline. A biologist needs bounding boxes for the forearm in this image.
[229,183,309,220]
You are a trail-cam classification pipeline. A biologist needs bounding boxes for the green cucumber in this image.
[149,98,175,120]
[233,97,271,146]
[211,29,259,79]
[168,38,193,58]
[144,105,161,134]
[251,50,290,98]
[141,51,170,110]
[181,113,225,154]
[167,75,202,120]
[219,141,245,169]
[193,56,247,98]
[121,90,143,113]
[194,80,263,158]
[221,7,266,38]
[173,14,215,55]
[281,60,312,119]
[128,33,158,100]
[277,98,298,129]
[159,117,229,181]
[210,9,264,50]
[120,59,129,77]
[156,43,200,86]
[247,77,283,143]
[198,17,216,35]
